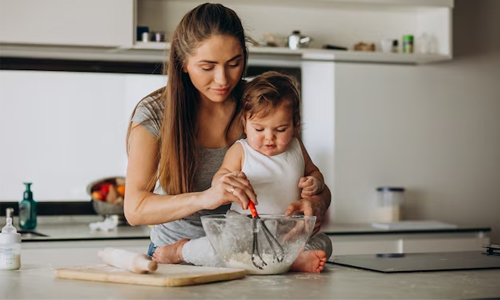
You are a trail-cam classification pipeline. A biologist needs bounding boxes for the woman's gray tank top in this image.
[131,93,230,246]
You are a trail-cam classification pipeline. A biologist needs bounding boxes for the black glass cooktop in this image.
[328,251,500,273]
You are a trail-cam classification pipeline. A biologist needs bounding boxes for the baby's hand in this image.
[298,176,324,198]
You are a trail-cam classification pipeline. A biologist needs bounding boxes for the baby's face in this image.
[244,105,294,157]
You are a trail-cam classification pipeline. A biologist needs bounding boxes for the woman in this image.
[124,3,331,272]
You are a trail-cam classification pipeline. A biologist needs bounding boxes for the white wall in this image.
[329,0,500,243]
[0,71,166,201]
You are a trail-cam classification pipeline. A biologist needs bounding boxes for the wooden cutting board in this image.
[54,264,246,287]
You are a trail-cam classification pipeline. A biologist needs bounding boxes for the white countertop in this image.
[1,215,489,242]
[1,216,151,242]
[1,240,499,299]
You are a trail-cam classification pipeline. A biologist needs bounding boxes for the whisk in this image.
[247,202,285,269]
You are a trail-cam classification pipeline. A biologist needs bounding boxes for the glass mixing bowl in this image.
[201,213,316,275]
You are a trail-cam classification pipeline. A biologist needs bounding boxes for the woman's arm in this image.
[124,123,256,225]
[285,185,331,235]
[285,138,331,234]
[298,140,325,197]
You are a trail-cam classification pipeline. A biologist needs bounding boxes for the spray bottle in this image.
[19,182,37,230]
[0,208,21,270]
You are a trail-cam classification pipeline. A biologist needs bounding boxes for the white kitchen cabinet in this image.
[0,0,134,47]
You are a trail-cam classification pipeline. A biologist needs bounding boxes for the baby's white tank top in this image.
[231,138,305,215]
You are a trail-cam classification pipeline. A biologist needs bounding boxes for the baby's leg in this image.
[182,236,225,267]
[291,232,332,273]
[153,237,225,267]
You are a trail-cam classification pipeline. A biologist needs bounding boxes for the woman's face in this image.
[244,104,295,157]
[184,35,244,104]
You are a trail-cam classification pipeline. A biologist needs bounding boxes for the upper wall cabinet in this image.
[135,0,454,64]
[0,0,134,48]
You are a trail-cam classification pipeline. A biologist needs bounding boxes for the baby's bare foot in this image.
[291,250,327,273]
[152,239,190,264]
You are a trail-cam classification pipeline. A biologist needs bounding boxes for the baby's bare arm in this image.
[212,142,257,207]
[212,143,245,185]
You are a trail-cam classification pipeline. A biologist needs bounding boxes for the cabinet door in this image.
[0,0,134,47]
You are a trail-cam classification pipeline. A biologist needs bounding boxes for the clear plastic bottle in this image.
[0,210,22,270]
[19,182,37,230]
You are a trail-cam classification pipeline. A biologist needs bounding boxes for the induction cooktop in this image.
[328,251,500,273]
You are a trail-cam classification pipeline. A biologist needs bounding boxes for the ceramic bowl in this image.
[201,213,316,274]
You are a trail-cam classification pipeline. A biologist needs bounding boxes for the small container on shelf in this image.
[402,35,414,53]
[380,39,393,53]
[392,40,399,53]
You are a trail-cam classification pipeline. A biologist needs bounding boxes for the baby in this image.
[213,71,332,272]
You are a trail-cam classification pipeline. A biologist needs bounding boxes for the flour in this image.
[226,252,291,275]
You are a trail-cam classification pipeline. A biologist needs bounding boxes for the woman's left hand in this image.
[284,185,331,235]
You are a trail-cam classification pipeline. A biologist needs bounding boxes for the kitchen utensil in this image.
[201,213,316,274]
[287,30,312,50]
[54,264,246,287]
[247,202,284,269]
[322,44,348,51]
[98,248,157,274]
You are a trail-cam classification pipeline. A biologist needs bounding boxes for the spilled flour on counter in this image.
[226,252,291,275]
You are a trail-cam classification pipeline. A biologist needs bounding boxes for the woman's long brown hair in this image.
[127,3,248,195]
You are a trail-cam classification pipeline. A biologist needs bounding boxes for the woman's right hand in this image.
[204,171,257,210]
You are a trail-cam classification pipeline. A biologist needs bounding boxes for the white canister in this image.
[380,39,393,53]
[375,187,405,223]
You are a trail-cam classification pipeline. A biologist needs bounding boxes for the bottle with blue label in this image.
[19,182,37,230]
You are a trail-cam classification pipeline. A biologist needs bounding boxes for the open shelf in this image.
[132,42,451,65]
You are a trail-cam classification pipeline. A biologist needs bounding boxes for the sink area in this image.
[0,215,150,242]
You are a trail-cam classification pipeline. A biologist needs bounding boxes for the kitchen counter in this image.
[0,216,150,242]
[1,240,499,299]
[2,216,490,249]
[322,222,491,235]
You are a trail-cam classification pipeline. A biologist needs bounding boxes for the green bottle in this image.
[19,182,37,230]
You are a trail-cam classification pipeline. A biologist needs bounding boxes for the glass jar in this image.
[375,187,405,223]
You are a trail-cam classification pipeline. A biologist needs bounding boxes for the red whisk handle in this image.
[248,201,259,218]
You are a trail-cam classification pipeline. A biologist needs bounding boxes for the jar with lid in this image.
[0,208,21,270]
[375,187,405,223]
